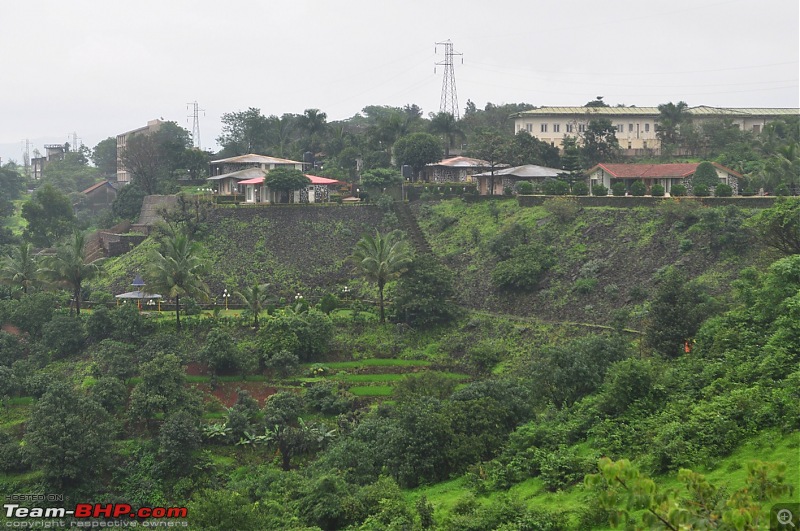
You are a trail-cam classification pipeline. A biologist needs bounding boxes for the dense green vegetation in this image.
[1,191,798,529]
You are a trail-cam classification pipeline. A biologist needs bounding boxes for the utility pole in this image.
[187,101,205,149]
[435,40,463,119]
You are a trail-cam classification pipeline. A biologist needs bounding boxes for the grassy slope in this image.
[408,430,800,528]
[412,199,772,326]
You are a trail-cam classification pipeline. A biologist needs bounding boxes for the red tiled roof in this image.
[588,162,742,179]
[305,175,342,185]
[237,175,342,186]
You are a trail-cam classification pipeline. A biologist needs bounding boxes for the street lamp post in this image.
[223,289,230,311]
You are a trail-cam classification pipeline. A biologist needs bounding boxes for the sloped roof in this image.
[207,168,267,181]
[210,153,303,165]
[427,156,503,168]
[513,106,799,118]
[473,164,562,179]
[306,175,343,185]
[236,174,341,186]
[587,162,742,179]
[81,180,117,194]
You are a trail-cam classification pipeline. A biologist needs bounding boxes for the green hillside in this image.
[1,198,798,530]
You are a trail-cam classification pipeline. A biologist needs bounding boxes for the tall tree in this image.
[428,112,466,157]
[43,231,104,316]
[217,107,272,156]
[42,149,99,193]
[581,118,621,166]
[146,233,209,330]
[0,242,42,295]
[91,137,119,177]
[298,108,329,154]
[393,133,443,180]
[656,101,690,151]
[467,129,509,194]
[120,122,192,194]
[23,382,114,488]
[235,282,271,330]
[351,230,413,323]
[21,183,76,248]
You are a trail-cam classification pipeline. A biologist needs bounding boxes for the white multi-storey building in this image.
[512,106,798,155]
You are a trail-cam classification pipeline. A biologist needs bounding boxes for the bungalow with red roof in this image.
[207,154,304,196]
[424,156,508,183]
[586,162,742,195]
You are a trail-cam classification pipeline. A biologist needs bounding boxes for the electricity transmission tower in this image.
[435,40,463,119]
[187,101,205,149]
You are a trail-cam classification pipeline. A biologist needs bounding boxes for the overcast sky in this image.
[1,0,798,164]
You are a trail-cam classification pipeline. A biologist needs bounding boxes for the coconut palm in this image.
[0,242,42,295]
[43,232,104,315]
[235,282,272,330]
[351,230,413,323]
[428,111,466,157]
[147,233,209,330]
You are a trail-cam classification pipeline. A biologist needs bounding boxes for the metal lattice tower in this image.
[187,101,205,149]
[435,40,463,119]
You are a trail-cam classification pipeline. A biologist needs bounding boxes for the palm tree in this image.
[351,230,413,323]
[235,282,271,330]
[0,242,42,295]
[43,232,103,315]
[656,101,690,149]
[146,233,209,330]
[429,112,466,157]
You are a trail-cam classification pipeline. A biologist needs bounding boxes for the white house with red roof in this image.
[586,162,743,195]
[207,154,305,196]
[238,173,343,203]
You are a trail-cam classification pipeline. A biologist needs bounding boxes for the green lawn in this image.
[302,358,432,369]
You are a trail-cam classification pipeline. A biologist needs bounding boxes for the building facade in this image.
[512,106,798,155]
[116,119,164,184]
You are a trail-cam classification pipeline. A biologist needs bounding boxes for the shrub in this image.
[541,179,570,196]
[671,184,688,196]
[775,183,791,196]
[488,223,528,259]
[693,184,710,197]
[317,293,339,314]
[543,196,580,223]
[741,187,756,196]
[574,278,598,294]
[268,349,299,378]
[199,327,240,375]
[571,182,589,196]
[611,182,627,197]
[630,180,646,196]
[492,243,555,292]
[392,254,459,328]
[516,181,534,194]
[592,184,608,196]
[651,183,665,197]
[715,183,733,197]
[41,314,86,359]
[692,161,720,189]
[539,446,596,492]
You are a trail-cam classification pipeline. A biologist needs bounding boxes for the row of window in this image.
[526,123,587,134]
[526,122,652,134]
